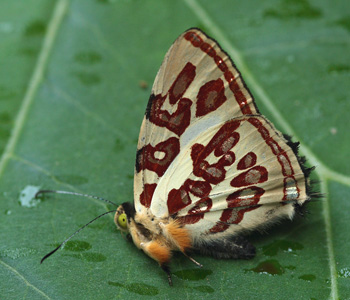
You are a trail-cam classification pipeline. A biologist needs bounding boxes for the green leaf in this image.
[1,0,349,299]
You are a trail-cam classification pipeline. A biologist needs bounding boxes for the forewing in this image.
[134,28,258,213]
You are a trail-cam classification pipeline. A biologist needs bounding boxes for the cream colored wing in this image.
[134,28,258,213]
[164,115,310,240]
[148,114,309,224]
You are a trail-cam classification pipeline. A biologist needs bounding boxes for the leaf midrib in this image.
[0,0,70,298]
[0,0,70,178]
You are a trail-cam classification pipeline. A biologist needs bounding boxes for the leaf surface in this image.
[1,0,349,299]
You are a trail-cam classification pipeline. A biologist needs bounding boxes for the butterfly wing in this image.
[134,28,259,214]
[134,28,310,243]
[165,115,310,240]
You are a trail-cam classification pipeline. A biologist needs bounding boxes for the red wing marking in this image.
[278,153,294,177]
[147,63,195,136]
[196,79,227,117]
[247,117,300,201]
[206,187,264,233]
[167,179,211,215]
[230,166,268,188]
[179,213,204,225]
[181,186,263,227]
[168,62,196,105]
[209,206,260,233]
[191,120,240,184]
[226,186,265,208]
[237,152,257,170]
[184,30,253,115]
[140,184,157,208]
[147,94,192,136]
[136,137,180,177]
[178,198,213,225]
[192,152,236,185]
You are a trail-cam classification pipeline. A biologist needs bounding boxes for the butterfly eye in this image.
[117,213,127,229]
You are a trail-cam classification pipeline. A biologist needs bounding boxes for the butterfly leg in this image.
[183,252,203,268]
[161,264,173,286]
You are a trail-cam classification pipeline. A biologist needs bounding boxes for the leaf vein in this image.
[0,259,52,300]
[52,86,119,134]
[321,178,339,300]
[11,154,112,213]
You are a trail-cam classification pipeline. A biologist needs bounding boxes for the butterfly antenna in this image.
[41,209,117,264]
[35,190,118,207]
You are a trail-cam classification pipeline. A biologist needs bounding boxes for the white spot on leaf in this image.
[19,185,41,208]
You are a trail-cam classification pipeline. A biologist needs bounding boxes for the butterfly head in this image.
[114,202,135,233]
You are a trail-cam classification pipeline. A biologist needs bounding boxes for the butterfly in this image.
[39,28,313,286]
